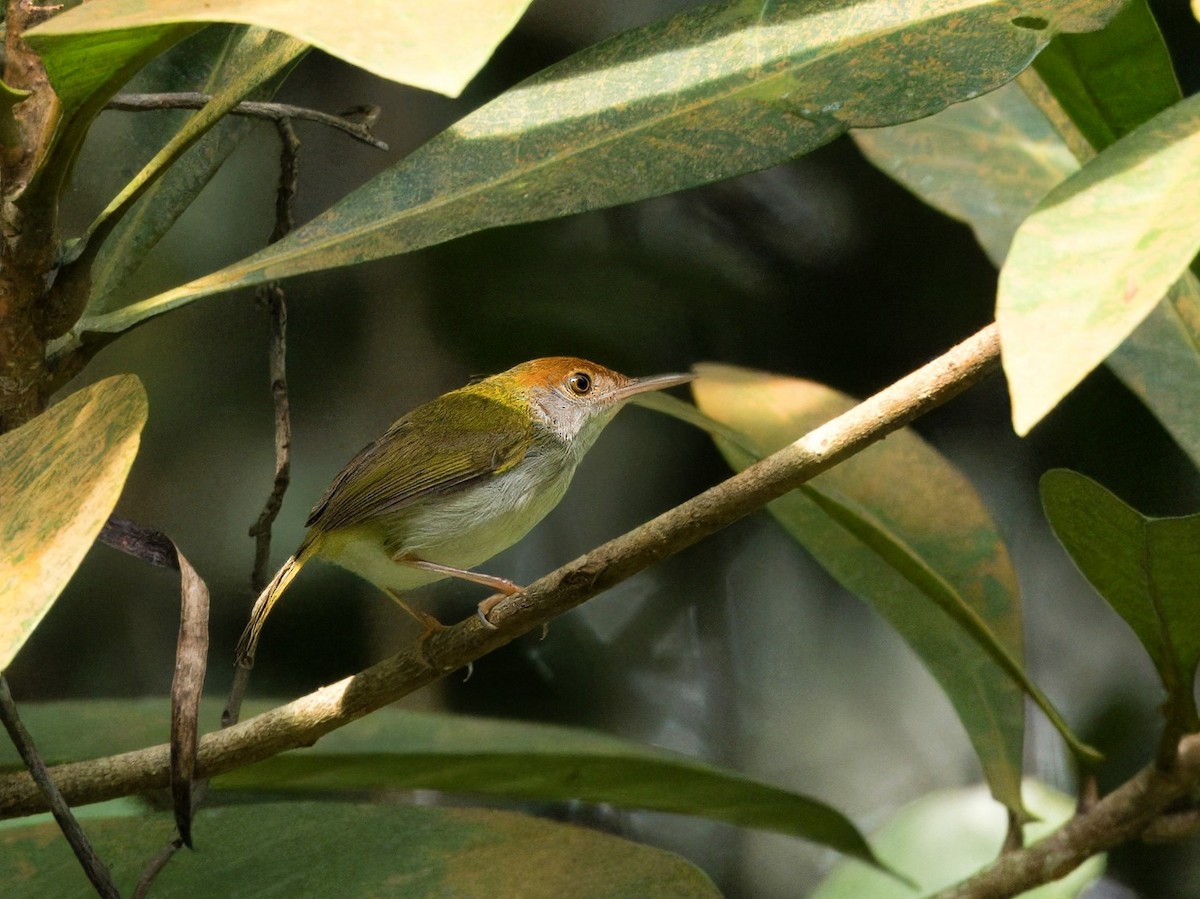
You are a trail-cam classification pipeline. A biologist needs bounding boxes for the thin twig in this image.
[132,837,184,899]
[247,119,297,595]
[232,117,299,728]
[1141,805,1200,843]
[134,115,302,899]
[0,323,1003,818]
[106,93,388,151]
[0,676,121,899]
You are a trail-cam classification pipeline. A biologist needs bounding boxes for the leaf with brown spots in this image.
[78,0,1128,334]
[0,376,147,671]
[691,364,1034,816]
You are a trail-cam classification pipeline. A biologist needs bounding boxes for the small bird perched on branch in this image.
[233,356,693,669]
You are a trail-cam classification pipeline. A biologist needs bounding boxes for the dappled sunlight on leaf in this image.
[0,376,147,671]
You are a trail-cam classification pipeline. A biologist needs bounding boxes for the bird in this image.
[233,356,693,668]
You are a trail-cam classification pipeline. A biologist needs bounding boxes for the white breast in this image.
[320,443,580,593]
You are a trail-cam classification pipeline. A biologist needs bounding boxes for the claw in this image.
[476,595,502,630]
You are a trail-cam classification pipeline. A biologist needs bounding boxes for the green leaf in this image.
[222,716,884,869]
[691,364,1031,815]
[0,798,146,831]
[1106,279,1200,471]
[0,699,887,872]
[0,699,190,766]
[1033,0,1181,150]
[0,802,720,898]
[998,91,1200,434]
[21,25,195,206]
[85,27,306,312]
[1041,469,1200,732]
[0,376,147,671]
[812,780,1105,897]
[76,0,1127,335]
[1027,1,1200,466]
[853,80,1079,266]
[855,83,1200,469]
[799,482,1098,765]
[27,0,534,98]
[86,26,278,309]
[28,25,194,122]
[642,389,1088,761]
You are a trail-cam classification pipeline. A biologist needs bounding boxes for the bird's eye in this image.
[566,372,592,396]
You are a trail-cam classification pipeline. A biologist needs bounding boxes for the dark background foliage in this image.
[9,1,1200,894]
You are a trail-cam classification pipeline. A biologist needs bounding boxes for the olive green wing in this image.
[306,392,535,534]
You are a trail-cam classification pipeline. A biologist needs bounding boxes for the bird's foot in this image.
[476,594,503,630]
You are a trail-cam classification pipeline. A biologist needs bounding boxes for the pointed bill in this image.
[615,373,695,402]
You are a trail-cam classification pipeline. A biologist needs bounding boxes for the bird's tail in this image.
[234,549,310,667]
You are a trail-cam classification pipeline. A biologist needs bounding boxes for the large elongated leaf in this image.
[1041,469,1200,732]
[27,0,534,99]
[0,802,720,898]
[28,25,193,121]
[0,377,147,670]
[0,699,886,871]
[853,80,1079,266]
[220,715,884,868]
[798,482,1096,764]
[87,26,284,310]
[998,92,1200,434]
[856,2,1200,461]
[76,0,1126,335]
[690,365,1031,816]
[83,28,304,312]
[1032,0,1181,150]
[855,83,1200,469]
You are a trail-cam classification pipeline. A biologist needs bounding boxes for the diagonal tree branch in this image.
[0,322,1001,820]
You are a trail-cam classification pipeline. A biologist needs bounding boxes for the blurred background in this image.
[8,1,1200,895]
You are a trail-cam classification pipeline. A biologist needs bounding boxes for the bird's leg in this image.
[382,587,447,639]
[396,555,524,595]
[382,588,452,672]
[393,554,524,633]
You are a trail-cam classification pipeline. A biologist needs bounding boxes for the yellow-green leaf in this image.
[27,0,534,98]
[0,376,147,670]
[855,79,1200,469]
[691,364,1030,815]
[998,91,1200,434]
[813,780,1104,897]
